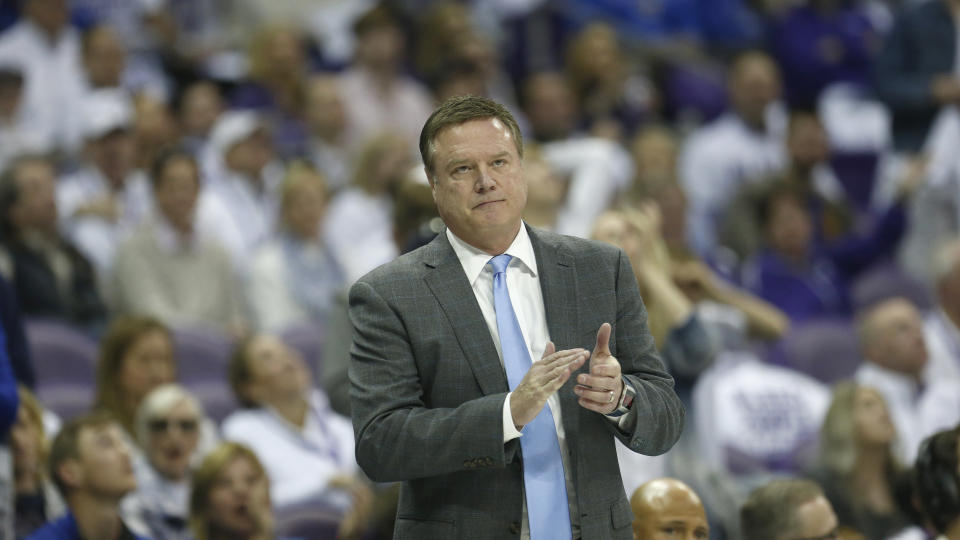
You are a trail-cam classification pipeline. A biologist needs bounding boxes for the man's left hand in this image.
[574,323,623,415]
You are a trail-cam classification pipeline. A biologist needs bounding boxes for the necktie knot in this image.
[489,254,512,275]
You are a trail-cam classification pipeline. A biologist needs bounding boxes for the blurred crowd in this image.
[0,0,958,538]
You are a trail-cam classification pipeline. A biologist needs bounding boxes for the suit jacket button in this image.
[509,522,521,534]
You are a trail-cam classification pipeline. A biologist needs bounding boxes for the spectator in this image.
[304,75,351,192]
[0,62,51,172]
[112,149,243,333]
[223,335,363,513]
[26,413,144,540]
[520,146,565,231]
[323,132,409,284]
[200,110,283,266]
[811,382,911,538]
[80,24,126,93]
[855,297,960,463]
[122,384,209,540]
[187,442,275,540]
[564,22,656,140]
[874,0,960,153]
[914,425,960,538]
[722,110,852,260]
[629,478,709,540]
[769,0,878,109]
[248,162,344,333]
[744,181,907,323]
[0,155,106,330]
[57,89,151,276]
[338,4,434,150]
[680,50,786,256]
[12,386,65,539]
[93,316,176,442]
[131,93,179,173]
[740,478,839,540]
[176,80,224,158]
[0,0,86,154]
[231,25,310,158]
[520,71,634,238]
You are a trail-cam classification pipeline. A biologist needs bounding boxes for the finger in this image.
[539,348,588,367]
[541,341,556,359]
[574,385,616,406]
[544,354,586,385]
[593,323,612,359]
[578,395,614,414]
[589,362,621,379]
[576,373,617,391]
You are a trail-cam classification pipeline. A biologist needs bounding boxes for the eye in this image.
[492,158,506,167]
[453,165,472,174]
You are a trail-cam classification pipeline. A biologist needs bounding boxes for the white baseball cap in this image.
[82,89,133,140]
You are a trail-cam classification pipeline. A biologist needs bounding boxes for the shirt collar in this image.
[446,221,538,286]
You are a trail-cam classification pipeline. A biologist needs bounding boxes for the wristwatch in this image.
[606,378,636,418]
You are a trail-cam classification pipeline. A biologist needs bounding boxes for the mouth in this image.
[473,199,504,210]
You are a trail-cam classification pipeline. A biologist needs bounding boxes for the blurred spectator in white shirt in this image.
[323,132,410,284]
[304,75,351,192]
[175,80,224,157]
[0,62,52,173]
[249,162,345,334]
[57,89,151,279]
[680,50,788,257]
[199,110,284,268]
[0,0,86,155]
[339,4,434,151]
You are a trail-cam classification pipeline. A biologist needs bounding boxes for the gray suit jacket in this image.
[348,226,684,540]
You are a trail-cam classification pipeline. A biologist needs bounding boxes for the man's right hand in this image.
[510,343,588,429]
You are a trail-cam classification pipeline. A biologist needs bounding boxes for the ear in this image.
[57,459,84,491]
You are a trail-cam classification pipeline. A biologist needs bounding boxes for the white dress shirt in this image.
[923,309,960,382]
[446,224,581,539]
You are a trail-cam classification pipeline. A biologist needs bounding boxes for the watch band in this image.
[606,378,636,418]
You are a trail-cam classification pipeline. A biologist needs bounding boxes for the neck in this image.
[739,111,767,133]
[853,444,889,479]
[789,161,815,184]
[272,393,308,428]
[69,493,125,540]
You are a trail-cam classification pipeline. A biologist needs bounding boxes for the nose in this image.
[474,167,496,192]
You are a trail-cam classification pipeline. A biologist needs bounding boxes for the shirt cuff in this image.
[503,392,522,443]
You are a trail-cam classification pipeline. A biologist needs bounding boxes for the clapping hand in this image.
[574,323,623,415]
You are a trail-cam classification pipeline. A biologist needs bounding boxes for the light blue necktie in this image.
[489,254,572,540]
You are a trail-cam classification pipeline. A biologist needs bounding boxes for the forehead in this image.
[433,118,518,162]
[77,423,120,450]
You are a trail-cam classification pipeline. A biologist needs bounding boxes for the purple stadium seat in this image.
[172,326,234,384]
[778,318,862,384]
[185,380,237,425]
[25,320,99,420]
[851,262,931,312]
[275,502,342,540]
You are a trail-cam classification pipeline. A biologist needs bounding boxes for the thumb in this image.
[542,340,556,359]
[593,323,611,361]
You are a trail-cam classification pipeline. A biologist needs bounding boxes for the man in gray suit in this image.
[349,95,684,540]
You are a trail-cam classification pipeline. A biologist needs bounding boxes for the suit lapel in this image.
[422,233,510,395]
[529,226,583,453]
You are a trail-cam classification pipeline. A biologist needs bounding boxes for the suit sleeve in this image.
[608,249,685,455]
[348,280,520,483]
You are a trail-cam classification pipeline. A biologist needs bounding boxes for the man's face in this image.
[10,160,58,233]
[784,495,838,540]
[429,118,526,251]
[145,400,200,482]
[729,55,781,127]
[245,336,311,405]
[84,27,126,88]
[89,129,136,185]
[523,74,577,141]
[154,157,199,233]
[865,298,928,376]
[633,489,709,540]
[73,423,137,499]
[788,115,829,169]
